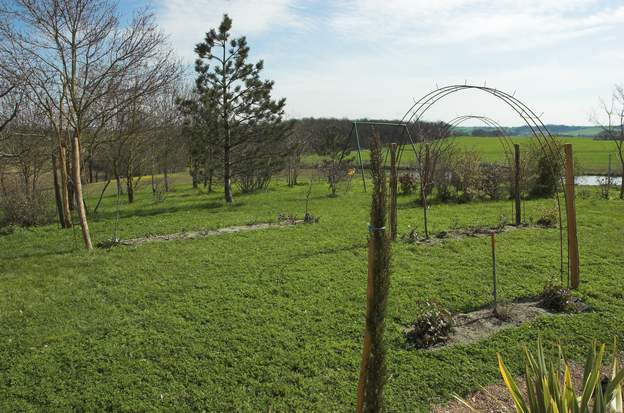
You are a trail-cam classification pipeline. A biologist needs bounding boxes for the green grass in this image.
[1,174,623,411]
[303,136,620,175]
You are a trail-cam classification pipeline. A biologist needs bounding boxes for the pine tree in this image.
[193,14,286,203]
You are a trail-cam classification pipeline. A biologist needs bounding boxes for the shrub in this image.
[481,163,509,200]
[399,173,417,195]
[458,339,624,413]
[528,145,563,198]
[535,206,558,228]
[540,282,580,313]
[405,301,454,349]
[0,190,55,228]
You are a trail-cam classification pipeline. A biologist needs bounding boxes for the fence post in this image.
[491,232,497,312]
[389,143,398,240]
[564,144,580,289]
[514,144,521,226]
[422,143,430,239]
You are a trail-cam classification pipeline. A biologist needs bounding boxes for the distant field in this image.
[303,136,619,175]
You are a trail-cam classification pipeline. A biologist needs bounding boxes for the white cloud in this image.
[329,0,624,51]
[157,0,309,61]
[156,0,624,124]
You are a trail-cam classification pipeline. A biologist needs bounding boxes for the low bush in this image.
[540,282,582,313]
[535,206,558,228]
[399,173,417,195]
[0,190,55,228]
[405,301,454,349]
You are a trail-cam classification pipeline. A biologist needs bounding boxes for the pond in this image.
[575,175,622,186]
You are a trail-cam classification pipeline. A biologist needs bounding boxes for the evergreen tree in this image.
[193,14,286,203]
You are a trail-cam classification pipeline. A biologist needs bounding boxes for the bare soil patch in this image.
[403,224,546,245]
[425,301,550,350]
[118,220,305,246]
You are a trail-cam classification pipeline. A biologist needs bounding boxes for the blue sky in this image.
[132,0,623,125]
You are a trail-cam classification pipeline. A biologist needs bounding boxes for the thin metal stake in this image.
[354,122,367,192]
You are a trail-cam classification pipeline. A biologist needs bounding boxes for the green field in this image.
[304,136,620,175]
[1,176,623,411]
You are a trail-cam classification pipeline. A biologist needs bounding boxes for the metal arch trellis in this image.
[444,114,525,225]
[342,120,418,193]
[398,84,567,279]
[346,84,569,279]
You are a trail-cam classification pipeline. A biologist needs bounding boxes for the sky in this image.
[134,0,624,126]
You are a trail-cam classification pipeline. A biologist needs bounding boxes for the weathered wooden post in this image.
[491,232,498,313]
[357,135,391,413]
[389,143,398,241]
[422,143,430,239]
[514,144,522,226]
[564,143,580,289]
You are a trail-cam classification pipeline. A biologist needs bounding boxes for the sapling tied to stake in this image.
[357,132,392,413]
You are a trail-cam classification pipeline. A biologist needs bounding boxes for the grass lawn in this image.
[1,174,623,411]
[303,136,621,175]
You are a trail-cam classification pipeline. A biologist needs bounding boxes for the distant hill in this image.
[453,125,601,137]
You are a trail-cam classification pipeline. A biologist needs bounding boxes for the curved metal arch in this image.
[393,85,567,279]
[444,114,515,162]
[397,85,563,173]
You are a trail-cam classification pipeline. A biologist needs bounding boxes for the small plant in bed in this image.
[540,281,586,313]
[405,301,454,349]
[535,206,559,228]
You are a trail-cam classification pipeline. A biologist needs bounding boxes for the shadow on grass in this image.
[90,201,244,221]
[288,241,365,261]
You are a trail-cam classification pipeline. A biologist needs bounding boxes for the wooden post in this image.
[356,239,374,413]
[491,232,497,312]
[564,144,580,289]
[514,144,521,226]
[389,143,398,240]
[422,143,430,239]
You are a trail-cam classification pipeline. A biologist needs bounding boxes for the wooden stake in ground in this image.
[422,143,431,239]
[514,144,522,226]
[564,144,580,289]
[491,232,498,313]
[356,134,391,413]
[389,143,398,241]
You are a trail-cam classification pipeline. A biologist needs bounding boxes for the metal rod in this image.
[354,122,367,192]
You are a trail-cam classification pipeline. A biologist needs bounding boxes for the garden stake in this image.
[564,144,580,289]
[514,144,521,226]
[491,232,497,313]
[422,143,430,239]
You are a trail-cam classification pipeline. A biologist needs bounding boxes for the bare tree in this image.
[1,0,179,249]
[595,85,624,199]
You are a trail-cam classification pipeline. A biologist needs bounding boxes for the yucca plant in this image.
[458,338,624,412]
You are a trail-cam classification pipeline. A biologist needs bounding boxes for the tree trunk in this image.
[208,168,213,193]
[88,157,94,183]
[164,167,169,192]
[126,174,134,203]
[51,154,65,226]
[224,128,233,203]
[72,130,93,250]
[67,156,76,211]
[58,142,72,228]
